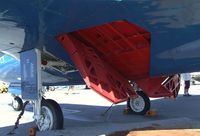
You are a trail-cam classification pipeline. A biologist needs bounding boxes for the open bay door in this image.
[21,49,42,100]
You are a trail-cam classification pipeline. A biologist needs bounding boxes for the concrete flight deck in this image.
[1,84,200,136]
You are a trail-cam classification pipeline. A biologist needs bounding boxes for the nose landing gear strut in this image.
[20,49,64,131]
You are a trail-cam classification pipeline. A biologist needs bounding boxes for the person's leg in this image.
[184,81,188,94]
[184,88,188,95]
[184,80,191,96]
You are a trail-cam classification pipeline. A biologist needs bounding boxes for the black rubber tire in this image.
[12,96,23,111]
[41,99,64,130]
[127,91,150,115]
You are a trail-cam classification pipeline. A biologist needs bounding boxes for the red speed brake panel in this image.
[72,20,151,80]
[57,20,179,103]
[57,34,136,103]
[56,20,149,103]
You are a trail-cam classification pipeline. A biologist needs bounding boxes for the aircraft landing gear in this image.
[12,96,23,111]
[20,49,64,131]
[127,91,150,115]
[33,98,64,131]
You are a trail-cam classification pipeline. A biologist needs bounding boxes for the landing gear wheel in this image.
[46,99,64,129]
[12,96,23,111]
[127,91,150,115]
[49,87,55,91]
[37,99,64,131]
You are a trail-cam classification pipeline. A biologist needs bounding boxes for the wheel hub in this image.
[12,100,19,109]
[37,106,54,131]
[130,96,145,112]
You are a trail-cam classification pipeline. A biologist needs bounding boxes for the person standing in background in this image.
[181,73,192,96]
